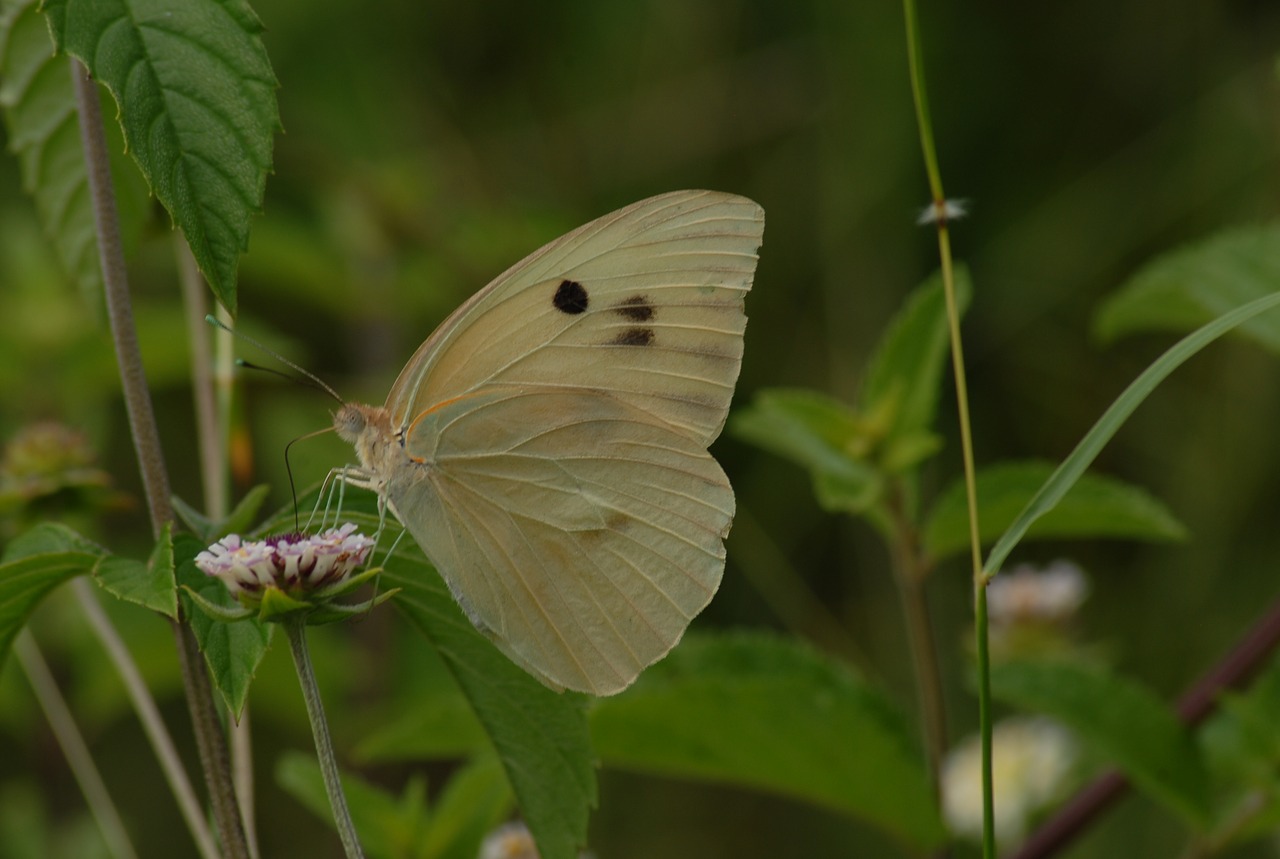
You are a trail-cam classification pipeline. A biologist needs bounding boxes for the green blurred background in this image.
[2,1,1279,856]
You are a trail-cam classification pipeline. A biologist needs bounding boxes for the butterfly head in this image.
[333,402,398,476]
[333,403,369,444]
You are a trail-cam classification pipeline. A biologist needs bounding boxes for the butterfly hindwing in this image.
[387,387,733,695]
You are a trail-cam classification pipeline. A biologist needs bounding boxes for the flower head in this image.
[195,524,375,604]
[942,716,1078,846]
[989,560,1088,626]
[479,821,594,859]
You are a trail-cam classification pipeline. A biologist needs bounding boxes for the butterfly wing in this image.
[382,190,763,694]
[386,388,733,695]
[385,190,764,446]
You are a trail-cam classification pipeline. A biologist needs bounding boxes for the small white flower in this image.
[480,822,540,859]
[478,821,594,859]
[988,560,1088,626]
[942,717,1078,846]
[195,524,374,602]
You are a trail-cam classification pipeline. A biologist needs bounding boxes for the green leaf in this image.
[94,521,178,617]
[590,632,946,849]
[389,558,596,859]
[42,0,280,313]
[421,756,513,859]
[277,752,512,859]
[1197,653,1280,846]
[860,265,972,439]
[729,388,882,514]
[923,460,1186,562]
[0,524,109,665]
[277,750,429,859]
[355,691,490,763]
[1,0,152,306]
[0,0,95,301]
[170,494,215,542]
[1095,223,1280,350]
[991,659,1211,826]
[984,290,1280,577]
[220,484,272,538]
[176,532,271,717]
[173,484,271,544]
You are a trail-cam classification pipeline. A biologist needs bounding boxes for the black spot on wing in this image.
[608,327,655,347]
[553,279,589,314]
[614,295,655,322]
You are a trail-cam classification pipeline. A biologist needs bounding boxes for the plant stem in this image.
[178,239,229,523]
[72,579,221,859]
[886,490,947,791]
[285,618,365,859]
[900,2,992,855]
[71,58,249,859]
[15,630,139,859]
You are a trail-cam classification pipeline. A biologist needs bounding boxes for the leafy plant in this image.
[2,0,1279,858]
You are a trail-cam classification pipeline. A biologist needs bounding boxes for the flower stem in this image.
[71,58,249,859]
[285,618,365,859]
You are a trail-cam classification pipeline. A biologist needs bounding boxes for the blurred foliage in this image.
[1,0,1279,856]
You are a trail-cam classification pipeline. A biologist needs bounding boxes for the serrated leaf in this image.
[1095,223,1280,350]
[2,521,104,560]
[860,265,972,438]
[984,290,1280,577]
[730,388,882,514]
[0,523,106,668]
[175,531,271,717]
[923,460,1186,562]
[589,632,945,849]
[992,659,1211,826]
[42,0,280,313]
[94,521,178,616]
[0,0,100,299]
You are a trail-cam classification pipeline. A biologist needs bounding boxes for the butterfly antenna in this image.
[205,314,345,404]
[285,426,338,533]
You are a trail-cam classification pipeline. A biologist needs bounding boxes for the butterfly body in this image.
[336,190,764,695]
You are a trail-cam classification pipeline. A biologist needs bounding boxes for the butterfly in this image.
[334,190,764,695]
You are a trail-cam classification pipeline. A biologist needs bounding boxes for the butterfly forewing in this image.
[385,190,763,446]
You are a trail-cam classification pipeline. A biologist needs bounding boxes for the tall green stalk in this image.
[900,2,994,856]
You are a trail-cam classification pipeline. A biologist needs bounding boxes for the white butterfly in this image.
[334,190,764,695]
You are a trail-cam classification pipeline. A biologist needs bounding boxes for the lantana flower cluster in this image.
[196,523,375,602]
